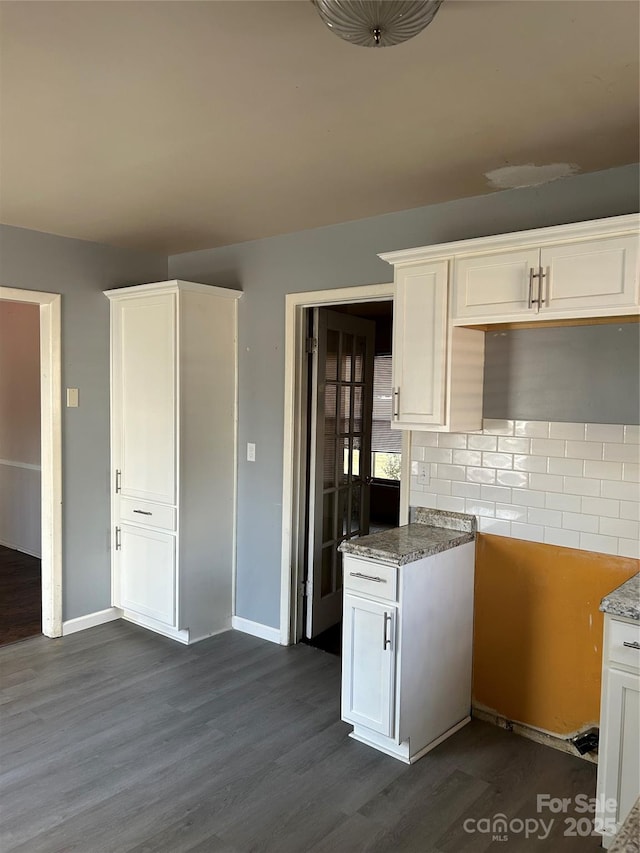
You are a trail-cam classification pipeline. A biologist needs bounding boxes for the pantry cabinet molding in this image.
[105,280,242,645]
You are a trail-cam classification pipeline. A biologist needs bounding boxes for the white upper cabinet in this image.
[451,218,639,324]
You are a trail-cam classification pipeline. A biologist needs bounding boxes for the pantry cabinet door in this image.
[117,524,176,626]
[541,235,639,314]
[112,294,177,504]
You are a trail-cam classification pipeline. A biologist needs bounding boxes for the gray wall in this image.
[484,323,640,424]
[0,225,167,620]
[168,164,640,630]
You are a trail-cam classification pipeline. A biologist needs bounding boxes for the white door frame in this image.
[280,283,410,646]
[0,286,63,637]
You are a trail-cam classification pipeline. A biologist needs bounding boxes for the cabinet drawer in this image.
[119,497,176,531]
[609,618,640,671]
[344,558,397,602]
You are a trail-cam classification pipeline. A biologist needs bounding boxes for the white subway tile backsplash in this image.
[437,433,467,449]
[583,460,623,480]
[482,452,513,470]
[620,501,640,521]
[545,492,582,513]
[544,528,580,549]
[436,495,467,513]
[602,479,640,501]
[579,533,619,556]
[599,517,640,540]
[468,434,498,451]
[603,443,640,463]
[452,481,482,499]
[410,419,640,559]
[465,500,496,518]
[511,489,546,508]
[618,538,640,558]
[481,485,512,503]
[562,476,601,497]
[530,473,564,493]
[549,422,585,440]
[581,496,620,518]
[585,423,624,443]
[479,518,511,536]
[423,447,453,464]
[496,503,527,521]
[565,441,603,461]
[624,425,640,444]
[528,507,563,528]
[496,470,529,488]
[514,421,550,438]
[531,438,565,457]
[466,467,496,484]
[562,512,599,533]
[452,449,482,467]
[497,437,531,454]
[510,522,544,542]
[435,464,467,482]
[513,455,548,473]
[482,419,515,436]
[548,457,584,477]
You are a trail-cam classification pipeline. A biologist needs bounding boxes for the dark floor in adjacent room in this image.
[0,621,602,852]
[0,544,41,646]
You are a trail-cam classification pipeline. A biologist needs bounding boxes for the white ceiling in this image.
[0,1,638,254]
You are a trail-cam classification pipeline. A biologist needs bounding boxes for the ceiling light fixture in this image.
[311,0,443,48]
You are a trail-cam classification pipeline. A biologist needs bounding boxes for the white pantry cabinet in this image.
[105,280,242,644]
[341,543,475,764]
[596,613,640,849]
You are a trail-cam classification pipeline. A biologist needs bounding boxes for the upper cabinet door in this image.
[541,235,639,314]
[393,261,448,427]
[113,294,177,504]
[452,248,540,319]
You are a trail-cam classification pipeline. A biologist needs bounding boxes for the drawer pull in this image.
[623,641,640,651]
[133,509,153,516]
[350,572,387,583]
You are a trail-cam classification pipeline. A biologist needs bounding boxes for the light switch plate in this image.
[247,442,256,462]
[66,388,79,408]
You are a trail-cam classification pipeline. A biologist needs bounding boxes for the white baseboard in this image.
[232,615,281,644]
[472,704,597,764]
[62,607,122,636]
[0,538,42,559]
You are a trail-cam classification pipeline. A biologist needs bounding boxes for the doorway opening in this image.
[0,287,62,641]
[280,283,410,649]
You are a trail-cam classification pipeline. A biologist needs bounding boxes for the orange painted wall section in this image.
[472,534,638,736]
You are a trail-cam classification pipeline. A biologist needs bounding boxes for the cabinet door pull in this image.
[538,266,547,306]
[349,572,387,583]
[623,641,640,650]
[133,509,153,516]
[115,470,122,494]
[392,388,400,420]
[115,526,121,550]
[383,612,392,650]
[528,267,535,309]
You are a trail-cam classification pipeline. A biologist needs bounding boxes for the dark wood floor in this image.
[0,622,602,852]
[0,544,41,646]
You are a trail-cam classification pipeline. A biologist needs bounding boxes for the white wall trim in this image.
[280,282,395,646]
[0,458,42,471]
[62,607,122,636]
[0,286,62,638]
[232,615,281,645]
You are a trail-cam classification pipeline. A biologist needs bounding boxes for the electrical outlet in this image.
[417,461,430,486]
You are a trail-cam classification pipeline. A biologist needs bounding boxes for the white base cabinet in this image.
[341,543,475,763]
[596,614,640,848]
[106,280,242,644]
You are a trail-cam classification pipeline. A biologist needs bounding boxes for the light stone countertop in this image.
[338,508,476,567]
[600,574,640,621]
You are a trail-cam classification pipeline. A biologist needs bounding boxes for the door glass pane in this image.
[338,487,349,536]
[340,333,354,381]
[322,492,335,542]
[351,484,362,533]
[321,546,333,597]
[326,330,339,381]
[324,384,337,434]
[323,434,336,488]
[353,335,366,383]
[353,385,363,434]
[339,386,350,434]
[352,435,361,477]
